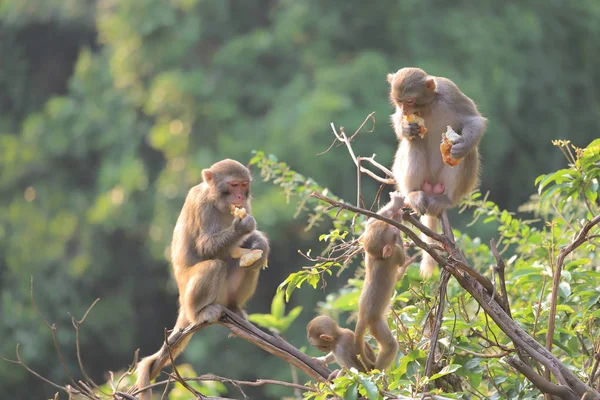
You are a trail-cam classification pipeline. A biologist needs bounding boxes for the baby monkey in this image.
[355,192,405,371]
[307,315,376,380]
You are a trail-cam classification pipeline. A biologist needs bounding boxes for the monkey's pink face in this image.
[398,97,418,116]
[226,180,250,207]
[214,178,251,215]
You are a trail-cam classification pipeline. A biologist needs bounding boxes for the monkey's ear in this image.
[387,73,395,84]
[202,169,213,183]
[357,233,365,243]
[382,244,393,259]
[425,77,436,91]
[319,334,334,342]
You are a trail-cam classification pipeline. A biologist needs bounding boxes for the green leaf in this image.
[271,290,285,318]
[427,364,462,382]
[357,376,380,400]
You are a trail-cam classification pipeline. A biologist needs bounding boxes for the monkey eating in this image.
[388,67,487,277]
[135,159,270,400]
[307,315,376,380]
[354,191,405,372]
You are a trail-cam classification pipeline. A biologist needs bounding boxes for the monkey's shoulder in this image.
[434,78,479,116]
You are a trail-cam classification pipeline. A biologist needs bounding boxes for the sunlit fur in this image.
[307,315,375,377]
[388,67,487,277]
[136,159,269,400]
[354,194,404,371]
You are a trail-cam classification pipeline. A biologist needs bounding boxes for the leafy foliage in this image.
[252,138,600,399]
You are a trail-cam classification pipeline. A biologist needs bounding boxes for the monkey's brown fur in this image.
[307,315,375,379]
[388,67,487,277]
[354,192,405,372]
[136,159,270,400]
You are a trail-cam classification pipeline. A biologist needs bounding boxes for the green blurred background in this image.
[0,1,598,398]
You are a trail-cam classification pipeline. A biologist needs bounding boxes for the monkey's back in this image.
[359,254,398,322]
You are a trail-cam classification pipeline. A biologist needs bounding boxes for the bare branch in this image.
[506,358,578,400]
[425,269,451,380]
[489,239,512,319]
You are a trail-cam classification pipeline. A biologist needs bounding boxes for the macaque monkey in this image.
[388,67,487,277]
[307,315,376,380]
[355,192,405,371]
[136,159,270,400]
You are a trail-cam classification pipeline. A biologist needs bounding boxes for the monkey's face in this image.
[216,178,251,214]
[308,335,333,353]
[388,69,436,116]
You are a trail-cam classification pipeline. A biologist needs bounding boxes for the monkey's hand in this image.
[245,252,268,270]
[313,356,329,367]
[233,214,256,234]
[327,369,342,381]
[449,135,473,160]
[402,122,423,139]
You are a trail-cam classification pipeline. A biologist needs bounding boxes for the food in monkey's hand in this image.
[231,247,264,267]
[404,114,427,139]
[440,126,462,167]
[231,206,247,219]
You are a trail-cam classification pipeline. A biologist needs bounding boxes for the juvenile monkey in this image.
[354,192,405,371]
[388,67,487,277]
[136,159,270,400]
[307,315,376,380]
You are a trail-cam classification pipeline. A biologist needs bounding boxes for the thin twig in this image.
[425,269,451,380]
[490,239,512,318]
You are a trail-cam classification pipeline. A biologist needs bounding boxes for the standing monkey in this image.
[307,315,376,379]
[354,192,405,371]
[136,159,270,400]
[389,67,487,277]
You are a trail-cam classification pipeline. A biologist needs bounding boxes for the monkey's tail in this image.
[419,214,439,278]
[354,319,374,371]
[135,315,193,400]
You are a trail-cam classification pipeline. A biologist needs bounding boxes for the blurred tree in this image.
[0,0,599,398]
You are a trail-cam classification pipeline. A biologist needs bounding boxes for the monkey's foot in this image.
[405,191,428,215]
[426,195,453,216]
[327,369,342,381]
[195,304,223,324]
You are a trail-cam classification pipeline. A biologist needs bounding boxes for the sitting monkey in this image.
[136,159,270,400]
[388,67,487,277]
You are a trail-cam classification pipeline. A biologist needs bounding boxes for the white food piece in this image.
[444,126,461,143]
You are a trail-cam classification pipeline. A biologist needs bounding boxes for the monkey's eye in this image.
[403,98,415,105]
[230,183,239,188]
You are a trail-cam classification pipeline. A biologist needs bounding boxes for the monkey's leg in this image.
[183,260,228,324]
[437,152,479,207]
[371,318,399,371]
[229,268,260,314]
[393,144,430,215]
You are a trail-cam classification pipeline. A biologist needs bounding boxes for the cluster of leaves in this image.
[252,138,600,399]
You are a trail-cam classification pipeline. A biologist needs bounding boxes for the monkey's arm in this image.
[196,219,256,261]
[239,230,270,270]
[450,116,487,160]
[315,352,336,365]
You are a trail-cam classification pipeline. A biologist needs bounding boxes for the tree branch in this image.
[139,306,330,389]
[506,358,578,400]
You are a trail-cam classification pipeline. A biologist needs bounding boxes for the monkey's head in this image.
[361,220,400,259]
[387,67,436,116]
[202,159,252,215]
[307,316,339,352]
